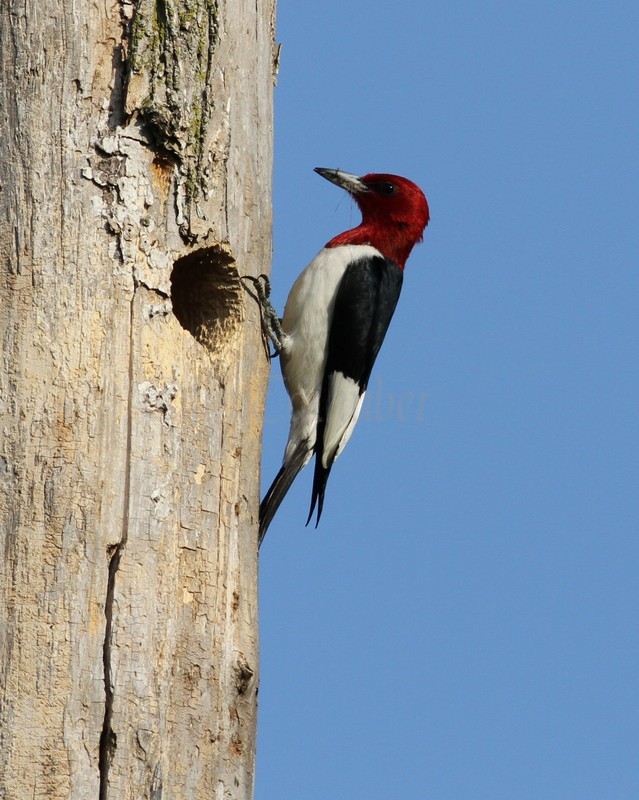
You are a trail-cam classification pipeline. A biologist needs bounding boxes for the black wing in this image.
[307,254,403,526]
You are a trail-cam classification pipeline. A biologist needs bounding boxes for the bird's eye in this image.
[377,182,396,195]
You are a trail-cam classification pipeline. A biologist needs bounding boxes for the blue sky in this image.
[256,2,639,798]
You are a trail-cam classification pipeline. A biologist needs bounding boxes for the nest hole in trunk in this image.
[170,244,243,355]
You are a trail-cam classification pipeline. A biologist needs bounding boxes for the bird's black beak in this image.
[314,167,369,195]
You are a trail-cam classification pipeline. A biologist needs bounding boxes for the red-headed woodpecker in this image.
[259,167,430,544]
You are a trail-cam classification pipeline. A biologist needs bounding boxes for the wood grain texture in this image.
[0,0,277,797]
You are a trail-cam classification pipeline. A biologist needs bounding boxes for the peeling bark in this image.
[0,0,277,797]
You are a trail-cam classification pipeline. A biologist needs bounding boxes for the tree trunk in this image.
[0,1,276,797]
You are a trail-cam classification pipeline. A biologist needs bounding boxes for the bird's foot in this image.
[241,274,283,358]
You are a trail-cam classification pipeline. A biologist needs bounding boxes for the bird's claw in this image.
[241,274,284,359]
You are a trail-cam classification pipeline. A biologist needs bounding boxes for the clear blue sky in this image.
[256,3,639,798]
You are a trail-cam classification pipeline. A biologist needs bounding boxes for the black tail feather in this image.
[259,440,309,546]
[306,456,333,529]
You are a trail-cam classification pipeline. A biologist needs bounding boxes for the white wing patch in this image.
[321,372,366,468]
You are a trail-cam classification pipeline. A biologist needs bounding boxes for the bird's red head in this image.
[315,168,430,268]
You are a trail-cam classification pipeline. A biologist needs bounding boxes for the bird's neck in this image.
[326,221,421,269]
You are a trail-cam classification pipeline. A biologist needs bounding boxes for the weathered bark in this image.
[0,0,276,797]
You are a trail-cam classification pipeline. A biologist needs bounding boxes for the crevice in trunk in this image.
[98,543,123,800]
[98,299,135,798]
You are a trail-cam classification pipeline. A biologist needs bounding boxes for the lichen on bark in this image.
[125,0,221,238]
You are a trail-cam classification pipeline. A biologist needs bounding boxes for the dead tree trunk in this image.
[0,0,276,797]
